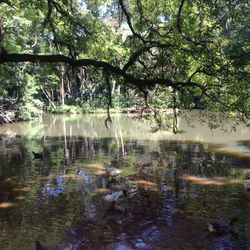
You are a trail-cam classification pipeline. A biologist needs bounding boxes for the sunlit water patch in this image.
[0,114,250,249]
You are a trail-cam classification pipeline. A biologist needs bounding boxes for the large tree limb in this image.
[0,53,203,91]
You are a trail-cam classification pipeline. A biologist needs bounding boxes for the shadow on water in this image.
[0,114,250,249]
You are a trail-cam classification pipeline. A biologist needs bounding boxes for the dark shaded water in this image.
[0,114,250,249]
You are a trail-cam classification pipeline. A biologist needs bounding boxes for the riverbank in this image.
[47,104,172,115]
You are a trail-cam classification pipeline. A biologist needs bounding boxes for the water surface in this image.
[0,114,250,249]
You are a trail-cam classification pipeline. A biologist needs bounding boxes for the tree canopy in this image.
[0,0,249,129]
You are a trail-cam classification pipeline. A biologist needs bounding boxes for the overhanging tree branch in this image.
[0,0,13,7]
[177,0,213,45]
[123,46,153,71]
[0,53,203,91]
[118,0,146,43]
[118,0,175,49]
[45,0,92,36]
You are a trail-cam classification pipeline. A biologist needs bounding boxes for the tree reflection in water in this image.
[0,116,250,249]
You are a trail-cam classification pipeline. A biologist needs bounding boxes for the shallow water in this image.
[0,114,250,249]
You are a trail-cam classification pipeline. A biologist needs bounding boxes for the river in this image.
[0,113,250,249]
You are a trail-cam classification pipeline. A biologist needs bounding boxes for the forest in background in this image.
[0,0,249,132]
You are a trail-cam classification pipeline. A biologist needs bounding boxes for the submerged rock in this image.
[103,190,125,203]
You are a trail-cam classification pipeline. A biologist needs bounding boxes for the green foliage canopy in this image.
[0,0,249,123]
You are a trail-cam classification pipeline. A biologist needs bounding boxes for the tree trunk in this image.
[60,66,65,105]
[0,19,4,52]
[41,87,56,108]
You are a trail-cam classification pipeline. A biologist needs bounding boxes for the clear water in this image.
[0,114,250,250]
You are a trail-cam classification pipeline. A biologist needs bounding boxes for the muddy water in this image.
[0,114,250,249]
